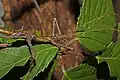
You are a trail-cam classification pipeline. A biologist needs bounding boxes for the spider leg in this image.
[66,38,78,46]
[26,35,36,73]
[52,18,62,37]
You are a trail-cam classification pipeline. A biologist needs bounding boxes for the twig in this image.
[0,44,9,48]
[0,27,13,35]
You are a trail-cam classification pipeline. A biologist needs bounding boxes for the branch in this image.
[0,27,13,35]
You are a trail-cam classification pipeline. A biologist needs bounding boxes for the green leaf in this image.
[76,0,116,51]
[30,44,58,79]
[0,44,58,79]
[97,38,120,80]
[62,64,96,80]
[0,46,29,77]
[0,33,4,43]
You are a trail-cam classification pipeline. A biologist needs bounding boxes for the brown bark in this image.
[1,0,85,80]
[112,0,120,42]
